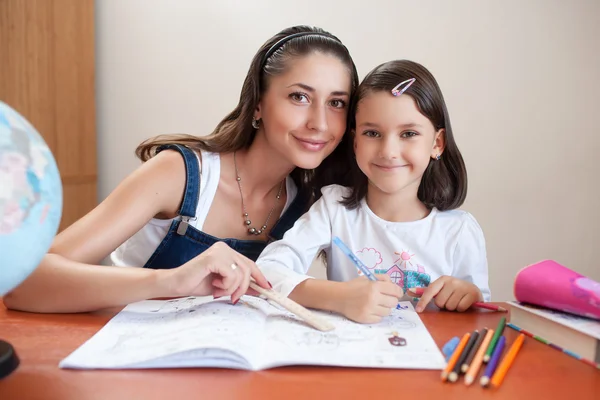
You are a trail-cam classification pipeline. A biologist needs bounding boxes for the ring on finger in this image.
[230,263,238,271]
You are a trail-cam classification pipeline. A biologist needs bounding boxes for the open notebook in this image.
[60,296,446,371]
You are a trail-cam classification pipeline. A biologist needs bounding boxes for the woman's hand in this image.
[161,242,271,304]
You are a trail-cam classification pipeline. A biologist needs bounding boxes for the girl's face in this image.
[255,52,352,170]
[353,91,445,198]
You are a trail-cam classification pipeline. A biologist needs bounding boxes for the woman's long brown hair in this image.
[135,25,359,202]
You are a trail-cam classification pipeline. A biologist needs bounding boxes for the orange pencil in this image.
[490,333,525,388]
[464,328,495,386]
[441,332,471,381]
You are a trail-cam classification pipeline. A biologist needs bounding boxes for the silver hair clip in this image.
[391,78,416,96]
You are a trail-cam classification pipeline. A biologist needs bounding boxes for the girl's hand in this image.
[408,276,483,312]
[339,274,404,324]
[161,242,271,303]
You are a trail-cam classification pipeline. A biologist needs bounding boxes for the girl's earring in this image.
[252,117,260,129]
[435,154,441,161]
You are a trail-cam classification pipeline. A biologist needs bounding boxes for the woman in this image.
[4,25,359,313]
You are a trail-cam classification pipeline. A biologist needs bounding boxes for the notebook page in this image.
[60,297,266,369]
[260,301,446,370]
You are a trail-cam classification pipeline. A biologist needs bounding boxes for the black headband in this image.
[261,32,342,68]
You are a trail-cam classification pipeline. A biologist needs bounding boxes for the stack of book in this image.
[508,260,600,368]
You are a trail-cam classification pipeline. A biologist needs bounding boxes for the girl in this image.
[4,26,359,313]
[257,60,490,324]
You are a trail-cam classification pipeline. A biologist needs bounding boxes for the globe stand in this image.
[0,340,19,379]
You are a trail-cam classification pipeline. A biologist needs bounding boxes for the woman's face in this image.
[256,52,352,170]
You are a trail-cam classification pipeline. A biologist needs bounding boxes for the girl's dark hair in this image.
[136,25,359,202]
[342,59,467,211]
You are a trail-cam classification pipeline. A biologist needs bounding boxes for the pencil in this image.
[490,333,525,388]
[474,303,508,312]
[406,288,506,312]
[333,236,377,281]
[506,323,600,370]
[483,317,506,362]
[480,335,506,387]
[464,328,495,386]
[441,332,471,381]
[448,330,479,382]
[462,327,488,372]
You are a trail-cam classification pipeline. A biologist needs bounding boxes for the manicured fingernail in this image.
[232,299,239,305]
[213,296,222,300]
[268,281,273,289]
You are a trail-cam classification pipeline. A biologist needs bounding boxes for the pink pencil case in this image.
[514,260,600,320]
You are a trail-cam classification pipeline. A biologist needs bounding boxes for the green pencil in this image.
[483,317,506,362]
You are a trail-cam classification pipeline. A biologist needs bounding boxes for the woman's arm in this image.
[3,150,269,313]
[3,150,187,312]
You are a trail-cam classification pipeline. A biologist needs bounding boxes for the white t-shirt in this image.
[257,184,491,301]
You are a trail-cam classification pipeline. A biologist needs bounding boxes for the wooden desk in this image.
[1,302,598,400]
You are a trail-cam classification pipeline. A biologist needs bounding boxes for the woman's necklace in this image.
[233,152,285,235]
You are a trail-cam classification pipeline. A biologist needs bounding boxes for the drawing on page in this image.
[148,297,197,313]
[296,332,340,349]
[266,310,419,351]
[388,331,407,346]
[101,298,263,357]
[384,319,417,330]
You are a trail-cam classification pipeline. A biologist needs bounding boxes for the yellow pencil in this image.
[490,333,525,388]
[464,328,495,386]
[441,332,471,381]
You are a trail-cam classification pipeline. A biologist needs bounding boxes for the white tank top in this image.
[110,150,298,267]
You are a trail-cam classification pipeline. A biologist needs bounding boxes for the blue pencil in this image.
[332,236,377,281]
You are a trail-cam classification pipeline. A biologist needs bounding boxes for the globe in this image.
[0,101,62,296]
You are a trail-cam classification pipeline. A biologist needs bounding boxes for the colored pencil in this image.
[462,327,488,372]
[441,332,471,381]
[448,330,479,382]
[480,335,506,386]
[442,336,460,361]
[474,303,508,312]
[483,317,506,362]
[332,236,377,281]
[407,288,506,312]
[507,323,600,370]
[490,333,525,388]
[464,328,495,386]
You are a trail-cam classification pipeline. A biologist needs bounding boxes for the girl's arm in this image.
[257,186,403,323]
[451,213,491,301]
[3,150,268,313]
[412,212,490,312]
[257,192,334,296]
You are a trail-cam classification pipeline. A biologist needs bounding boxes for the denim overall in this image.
[143,144,308,269]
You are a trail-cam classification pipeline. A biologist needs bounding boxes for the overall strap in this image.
[156,144,201,235]
[268,190,310,241]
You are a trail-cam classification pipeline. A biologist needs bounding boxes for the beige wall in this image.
[95,0,600,300]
